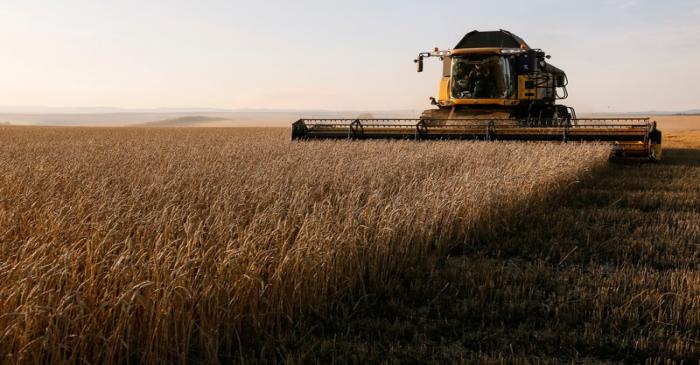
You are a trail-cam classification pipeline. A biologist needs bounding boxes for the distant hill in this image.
[622,109,700,116]
[674,109,700,116]
[136,116,231,127]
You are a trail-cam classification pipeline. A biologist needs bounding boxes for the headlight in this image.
[501,49,524,55]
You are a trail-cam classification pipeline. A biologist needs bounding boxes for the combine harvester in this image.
[292,30,662,160]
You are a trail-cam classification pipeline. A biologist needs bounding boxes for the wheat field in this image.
[272,128,700,364]
[0,126,610,363]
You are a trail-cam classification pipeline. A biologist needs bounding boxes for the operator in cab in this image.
[468,64,497,98]
[452,62,498,99]
[452,62,470,98]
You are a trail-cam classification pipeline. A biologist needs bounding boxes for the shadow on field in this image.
[453,147,700,269]
[658,148,700,166]
[244,148,700,363]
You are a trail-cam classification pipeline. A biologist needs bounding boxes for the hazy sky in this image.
[1,0,699,112]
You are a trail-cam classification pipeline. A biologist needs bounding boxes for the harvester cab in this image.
[292,29,662,161]
[416,30,571,121]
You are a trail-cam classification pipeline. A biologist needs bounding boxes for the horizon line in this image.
[0,106,697,115]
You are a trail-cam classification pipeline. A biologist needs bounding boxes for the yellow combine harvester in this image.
[292,30,662,160]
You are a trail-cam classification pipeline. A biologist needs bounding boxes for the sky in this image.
[0,0,698,113]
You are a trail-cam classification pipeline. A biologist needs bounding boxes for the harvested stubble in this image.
[0,127,609,363]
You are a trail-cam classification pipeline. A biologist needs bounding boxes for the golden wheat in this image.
[0,127,609,363]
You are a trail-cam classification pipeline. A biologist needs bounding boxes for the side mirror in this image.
[415,56,424,72]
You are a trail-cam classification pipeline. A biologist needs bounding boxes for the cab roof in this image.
[455,30,530,50]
